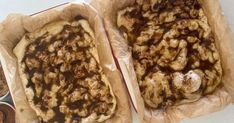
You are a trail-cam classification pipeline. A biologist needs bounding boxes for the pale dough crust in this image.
[13,20,117,123]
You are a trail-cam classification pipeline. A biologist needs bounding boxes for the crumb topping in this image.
[117,0,222,108]
[22,18,116,122]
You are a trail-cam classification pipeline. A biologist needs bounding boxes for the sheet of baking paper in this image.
[91,0,234,123]
[0,1,131,123]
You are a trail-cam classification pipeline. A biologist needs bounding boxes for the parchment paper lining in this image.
[91,0,234,122]
[0,2,131,123]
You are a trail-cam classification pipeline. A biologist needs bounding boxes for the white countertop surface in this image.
[0,0,233,123]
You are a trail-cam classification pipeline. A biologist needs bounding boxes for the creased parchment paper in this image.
[91,0,234,123]
[0,2,131,123]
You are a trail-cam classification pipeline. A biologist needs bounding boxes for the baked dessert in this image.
[117,0,222,108]
[14,17,116,123]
